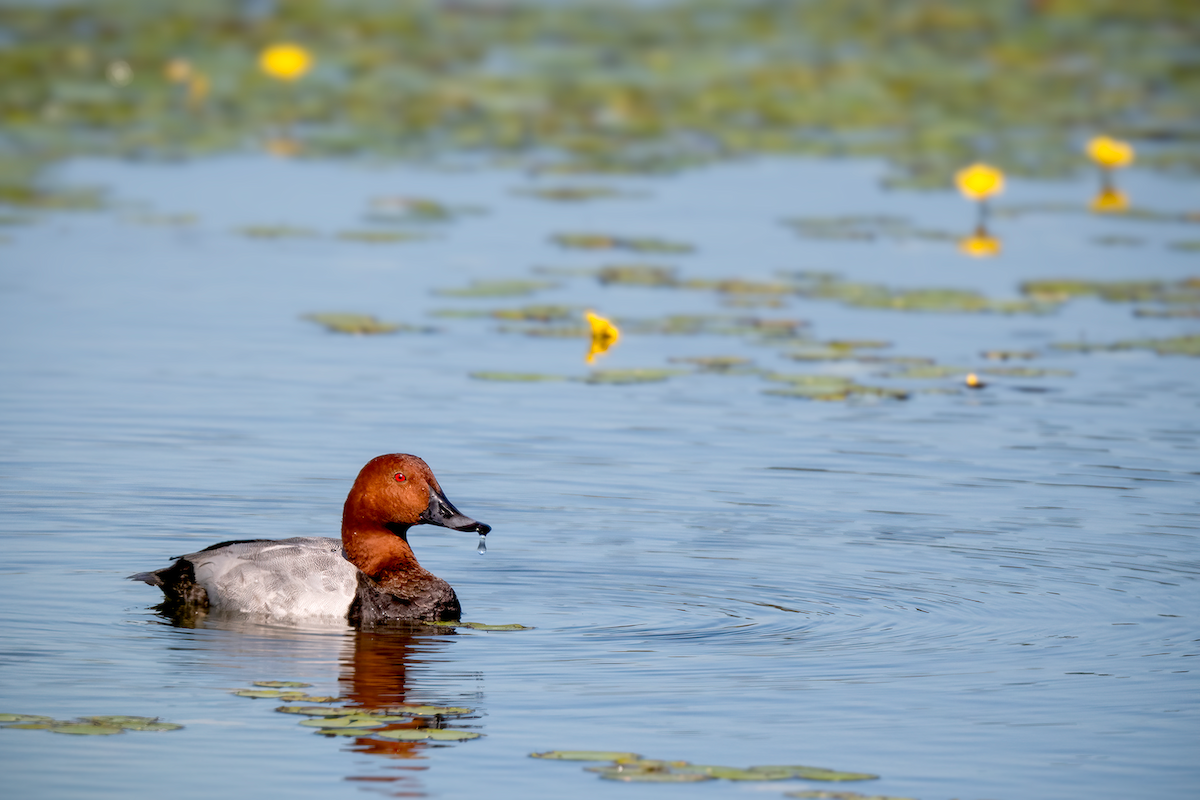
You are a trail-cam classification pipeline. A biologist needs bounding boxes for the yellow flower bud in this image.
[955,163,1005,202]
[259,43,313,81]
[1086,136,1134,169]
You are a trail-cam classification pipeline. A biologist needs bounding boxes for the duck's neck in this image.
[342,523,428,586]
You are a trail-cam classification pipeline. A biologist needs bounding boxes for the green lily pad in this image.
[252,681,312,689]
[79,716,156,726]
[437,280,557,298]
[313,727,375,737]
[594,767,712,782]
[492,305,577,323]
[436,621,532,631]
[122,721,184,732]
[302,313,404,335]
[469,372,566,382]
[982,350,1038,361]
[517,186,629,202]
[787,793,917,800]
[1054,334,1200,357]
[668,356,757,372]
[578,369,680,385]
[980,366,1073,378]
[237,225,315,239]
[782,766,880,781]
[232,689,307,699]
[337,229,424,243]
[679,765,797,780]
[280,695,339,703]
[4,722,56,729]
[378,706,474,717]
[0,714,54,723]
[276,706,359,716]
[597,264,679,287]
[374,728,482,741]
[49,723,125,735]
[553,233,694,253]
[297,716,385,729]
[883,365,970,379]
[530,751,641,761]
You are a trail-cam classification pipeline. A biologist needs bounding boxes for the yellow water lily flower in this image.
[955,163,1005,201]
[259,43,312,81]
[1090,187,1129,213]
[585,311,619,363]
[1086,136,1134,170]
[958,230,1001,258]
[164,58,192,83]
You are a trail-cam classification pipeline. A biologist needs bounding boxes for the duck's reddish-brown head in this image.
[341,453,490,541]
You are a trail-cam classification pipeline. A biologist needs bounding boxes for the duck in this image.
[129,454,490,624]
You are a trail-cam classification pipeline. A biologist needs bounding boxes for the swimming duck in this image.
[129,454,490,624]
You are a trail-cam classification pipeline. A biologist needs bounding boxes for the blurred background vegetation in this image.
[0,0,1197,197]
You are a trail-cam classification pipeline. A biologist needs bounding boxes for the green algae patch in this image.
[531,751,642,761]
[1055,334,1200,357]
[437,280,557,298]
[253,681,311,689]
[302,313,403,335]
[553,233,694,254]
[470,372,566,383]
[578,369,680,385]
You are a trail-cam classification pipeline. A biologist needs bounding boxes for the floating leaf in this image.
[232,689,307,699]
[469,372,566,382]
[437,280,556,298]
[578,369,679,385]
[49,723,124,735]
[784,766,880,781]
[276,706,361,716]
[597,265,678,287]
[237,225,315,239]
[337,230,424,243]
[530,751,641,761]
[378,706,474,717]
[297,716,385,729]
[594,767,712,783]
[374,728,482,741]
[120,721,184,732]
[0,714,54,723]
[253,681,312,689]
[302,313,404,335]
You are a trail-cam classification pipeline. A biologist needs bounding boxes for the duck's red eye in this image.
[394,473,406,482]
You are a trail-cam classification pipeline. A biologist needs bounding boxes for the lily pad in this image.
[378,706,474,717]
[252,681,311,689]
[469,372,567,383]
[553,233,694,253]
[49,723,125,735]
[276,706,361,716]
[980,366,1073,378]
[374,728,482,741]
[530,751,642,761]
[784,766,880,781]
[437,280,556,298]
[594,767,712,783]
[597,265,679,287]
[237,225,315,239]
[434,621,533,631]
[337,230,424,243]
[297,716,385,729]
[232,689,307,699]
[788,793,917,800]
[0,714,54,723]
[302,313,404,335]
[577,369,679,385]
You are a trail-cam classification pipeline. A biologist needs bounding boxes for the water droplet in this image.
[477,535,487,555]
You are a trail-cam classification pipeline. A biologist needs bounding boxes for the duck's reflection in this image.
[156,610,479,796]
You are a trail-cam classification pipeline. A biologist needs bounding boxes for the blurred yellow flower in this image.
[965,373,986,389]
[265,136,302,158]
[1086,136,1134,169]
[259,43,312,81]
[585,311,619,364]
[955,163,1005,201]
[164,58,193,83]
[958,231,1001,258]
[1090,187,1129,213]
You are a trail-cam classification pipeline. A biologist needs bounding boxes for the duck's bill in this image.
[420,486,491,535]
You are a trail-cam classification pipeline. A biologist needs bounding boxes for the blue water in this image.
[0,155,1196,799]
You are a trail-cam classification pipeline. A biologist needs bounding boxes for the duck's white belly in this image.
[189,537,358,618]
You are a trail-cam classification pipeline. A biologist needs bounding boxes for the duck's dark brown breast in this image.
[347,571,461,625]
